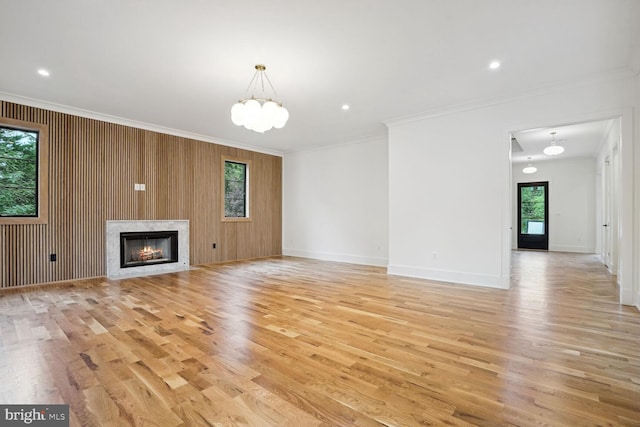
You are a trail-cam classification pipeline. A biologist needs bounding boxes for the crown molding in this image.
[284,128,388,155]
[0,91,284,157]
[383,67,637,128]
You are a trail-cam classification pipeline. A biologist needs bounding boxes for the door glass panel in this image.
[520,185,545,235]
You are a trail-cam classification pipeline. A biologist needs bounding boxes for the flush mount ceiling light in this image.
[522,157,537,174]
[230,64,289,133]
[543,131,565,156]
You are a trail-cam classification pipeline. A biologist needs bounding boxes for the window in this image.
[0,118,48,224]
[223,158,250,220]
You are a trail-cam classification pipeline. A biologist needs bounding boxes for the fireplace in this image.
[106,220,189,279]
[120,230,179,268]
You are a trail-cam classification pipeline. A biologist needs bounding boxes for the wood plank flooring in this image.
[1,252,639,426]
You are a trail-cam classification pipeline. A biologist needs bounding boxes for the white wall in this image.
[388,111,506,288]
[387,73,637,300]
[512,158,596,253]
[282,137,388,266]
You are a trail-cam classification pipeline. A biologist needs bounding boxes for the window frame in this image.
[221,156,251,222]
[0,117,48,225]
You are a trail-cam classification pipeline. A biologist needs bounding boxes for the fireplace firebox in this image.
[120,230,179,268]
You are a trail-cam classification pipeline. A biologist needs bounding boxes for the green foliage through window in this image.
[224,161,247,217]
[0,126,38,217]
[520,185,545,234]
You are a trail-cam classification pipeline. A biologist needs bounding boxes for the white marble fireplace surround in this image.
[106,220,190,279]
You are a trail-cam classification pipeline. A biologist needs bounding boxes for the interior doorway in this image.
[507,113,633,306]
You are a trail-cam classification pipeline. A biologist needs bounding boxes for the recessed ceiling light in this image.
[342,104,350,111]
[37,69,50,77]
[489,61,501,70]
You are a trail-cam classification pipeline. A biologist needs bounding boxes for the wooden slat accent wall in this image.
[0,101,282,288]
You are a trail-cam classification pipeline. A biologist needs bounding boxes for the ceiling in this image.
[511,119,616,164]
[0,0,638,154]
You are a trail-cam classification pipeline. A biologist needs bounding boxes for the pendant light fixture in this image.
[522,157,537,174]
[230,64,289,133]
[543,131,564,156]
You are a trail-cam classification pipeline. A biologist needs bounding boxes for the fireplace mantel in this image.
[106,220,189,279]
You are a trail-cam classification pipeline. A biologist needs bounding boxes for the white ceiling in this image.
[0,0,638,154]
[511,119,616,164]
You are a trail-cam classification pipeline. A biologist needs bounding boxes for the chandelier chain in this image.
[243,65,278,101]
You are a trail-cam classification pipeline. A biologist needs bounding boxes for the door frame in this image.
[517,181,549,250]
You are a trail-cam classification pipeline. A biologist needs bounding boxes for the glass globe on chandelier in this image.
[522,157,537,174]
[543,131,564,156]
[230,64,289,133]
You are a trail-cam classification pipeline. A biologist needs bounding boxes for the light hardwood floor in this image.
[1,252,639,426]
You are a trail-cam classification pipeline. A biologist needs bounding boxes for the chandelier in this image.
[543,131,564,156]
[522,157,537,174]
[230,64,289,133]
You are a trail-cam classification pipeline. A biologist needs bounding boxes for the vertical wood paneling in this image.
[223,222,238,261]
[271,155,283,255]
[216,148,282,262]
[190,140,219,265]
[0,101,282,289]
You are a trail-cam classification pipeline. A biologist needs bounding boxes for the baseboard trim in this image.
[282,249,388,267]
[548,245,595,253]
[387,264,506,289]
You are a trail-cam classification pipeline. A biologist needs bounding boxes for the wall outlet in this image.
[212,243,216,249]
[50,254,57,262]
[140,184,145,191]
